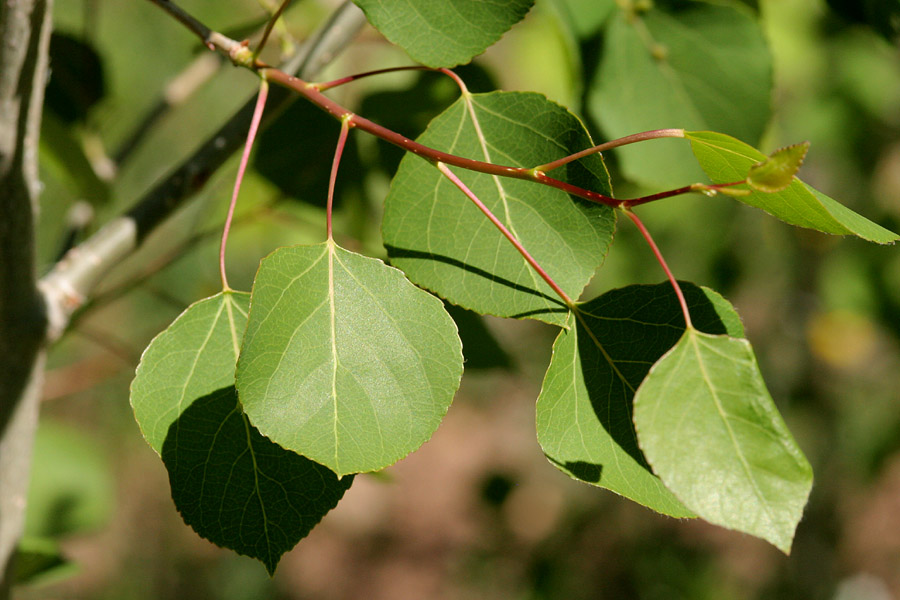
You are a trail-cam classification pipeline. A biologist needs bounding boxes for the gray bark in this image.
[0,1,366,593]
[0,0,53,593]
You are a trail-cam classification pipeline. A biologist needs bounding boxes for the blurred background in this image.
[16,0,900,597]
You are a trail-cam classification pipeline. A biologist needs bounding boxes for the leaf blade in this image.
[236,242,464,476]
[131,292,350,573]
[633,329,813,553]
[352,0,534,67]
[686,130,899,244]
[537,282,742,516]
[383,91,615,327]
[587,1,772,187]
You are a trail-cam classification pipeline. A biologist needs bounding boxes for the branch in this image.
[0,0,53,591]
[39,1,368,342]
[138,1,734,220]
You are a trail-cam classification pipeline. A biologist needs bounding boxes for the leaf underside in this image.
[131,292,351,573]
[537,282,743,517]
[352,0,534,67]
[383,91,615,327]
[633,328,813,553]
[236,241,464,477]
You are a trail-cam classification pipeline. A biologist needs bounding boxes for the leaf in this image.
[382,91,615,327]
[537,282,742,517]
[132,292,251,453]
[131,292,351,573]
[686,130,900,244]
[13,537,77,586]
[586,0,771,187]
[236,241,464,477]
[633,329,813,553]
[25,421,113,538]
[747,142,809,193]
[161,387,353,575]
[45,33,105,124]
[444,303,513,370]
[556,0,615,38]
[352,0,534,67]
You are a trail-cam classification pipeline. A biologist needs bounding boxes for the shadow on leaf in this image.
[385,244,567,313]
[161,386,352,575]
[549,282,742,491]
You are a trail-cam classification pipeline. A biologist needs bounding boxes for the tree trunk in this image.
[0,0,53,594]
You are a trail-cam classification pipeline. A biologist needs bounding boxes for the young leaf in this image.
[747,142,809,193]
[383,91,615,327]
[352,0,534,68]
[236,241,464,477]
[537,282,742,517]
[131,292,350,573]
[633,329,813,553]
[686,130,899,244]
[586,0,772,187]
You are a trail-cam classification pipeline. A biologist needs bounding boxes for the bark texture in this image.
[0,0,53,593]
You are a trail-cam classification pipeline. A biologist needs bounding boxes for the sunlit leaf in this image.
[537,282,742,516]
[633,329,813,553]
[131,292,350,573]
[132,292,250,453]
[236,241,464,477]
[586,0,771,187]
[352,0,534,67]
[686,130,899,244]
[383,91,615,327]
[747,142,809,193]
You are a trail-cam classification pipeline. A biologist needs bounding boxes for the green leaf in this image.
[352,0,534,67]
[586,0,771,187]
[556,0,615,38]
[383,91,615,327]
[537,282,742,517]
[161,387,352,575]
[747,142,809,193]
[131,292,350,573]
[633,329,813,553]
[132,292,251,453]
[25,421,113,538]
[13,537,77,587]
[686,131,900,244]
[236,241,464,476]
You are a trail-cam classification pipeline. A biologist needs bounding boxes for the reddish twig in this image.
[623,208,693,329]
[221,78,269,290]
[435,162,574,308]
[327,117,352,240]
[536,129,686,173]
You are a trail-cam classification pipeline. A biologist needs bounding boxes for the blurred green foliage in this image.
[24,0,900,598]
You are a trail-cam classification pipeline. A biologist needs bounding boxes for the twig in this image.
[221,78,269,290]
[436,162,574,308]
[623,208,693,329]
[327,117,352,240]
[113,52,223,164]
[40,1,368,343]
